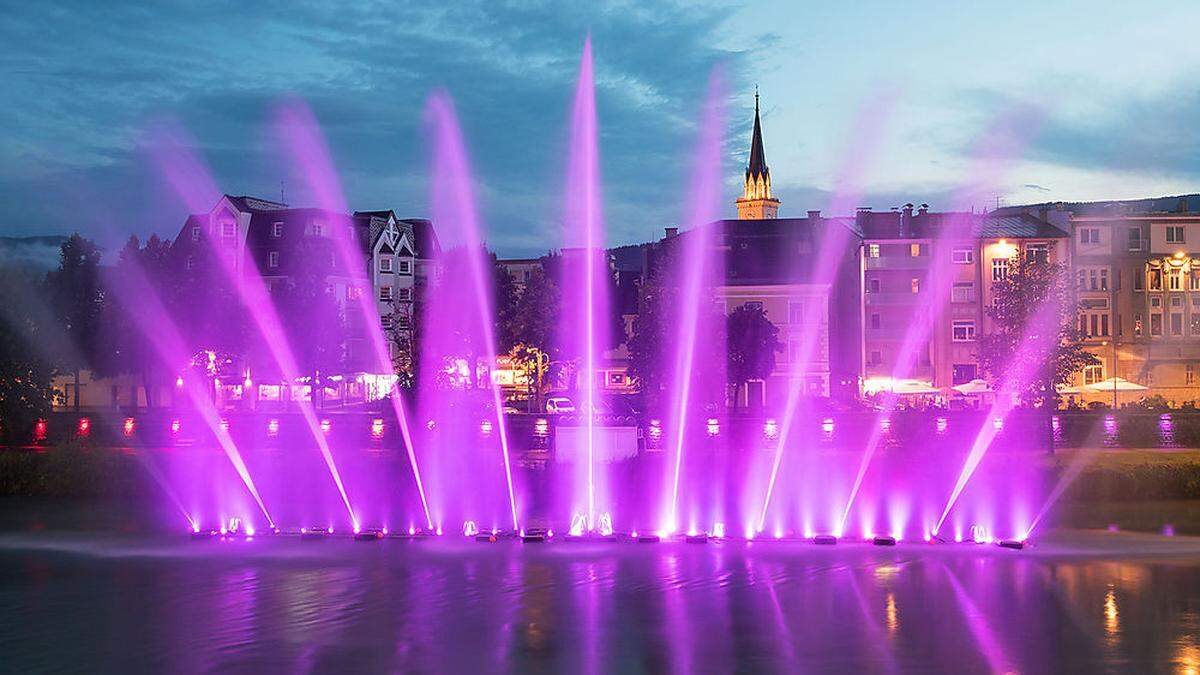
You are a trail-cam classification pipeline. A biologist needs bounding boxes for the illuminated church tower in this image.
[735,91,780,220]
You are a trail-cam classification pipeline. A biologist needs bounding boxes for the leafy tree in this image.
[107,234,173,407]
[726,304,782,410]
[491,252,521,353]
[46,234,106,409]
[0,269,58,442]
[978,249,1097,408]
[511,266,560,357]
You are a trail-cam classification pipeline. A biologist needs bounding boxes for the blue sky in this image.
[3,1,1200,257]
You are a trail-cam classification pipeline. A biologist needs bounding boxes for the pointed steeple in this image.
[736,88,780,220]
[746,87,769,183]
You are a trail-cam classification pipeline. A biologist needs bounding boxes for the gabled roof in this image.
[974,213,1067,239]
[225,195,288,213]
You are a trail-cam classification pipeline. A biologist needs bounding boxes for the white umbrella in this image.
[892,379,940,395]
[952,379,993,395]
[1084,377,1148,392]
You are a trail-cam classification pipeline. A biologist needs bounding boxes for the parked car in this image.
[546,397,576,414]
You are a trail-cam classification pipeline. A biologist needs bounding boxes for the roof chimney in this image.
[900,203,914,238]
[918,203,929,215]
[664,226,679,238]
[807,210,821,219]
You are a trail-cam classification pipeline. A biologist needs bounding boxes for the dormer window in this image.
[272,222,283,238]
[191,227,200,242]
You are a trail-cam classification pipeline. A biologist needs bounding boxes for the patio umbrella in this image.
[1084,377,1148,393]
[892,379,940,395]
[952,379,994,395]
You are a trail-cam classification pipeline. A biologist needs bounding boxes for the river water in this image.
[2,515,1200,673]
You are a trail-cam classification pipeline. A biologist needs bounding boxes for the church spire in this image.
[736,87,780,220]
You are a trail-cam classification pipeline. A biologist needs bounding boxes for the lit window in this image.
[1167,226,1185,244]
[272,222,283,237]
[1083,365,1103,385]
[952,320,976,342]
[1149,268,1163,291]
[1026,242,1049,264]
[268,251,279,268]
[744,301,763,311]
[608,372,625,385]
[380,286,392,302]
[992,257,1009,281]
[1169,269,1184,291]
[867,243,881,258]
[379,256,393,273]
[952,249,974,264]
[347,286,362,300]
[1134,312,1144,337]
[911,277,920,294]
[910,243,923,257]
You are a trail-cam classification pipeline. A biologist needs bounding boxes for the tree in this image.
[106,234,173,407]
[46,234,106,410]
[978,249,1097,408]
[726,304,782,410]
[0,269,58,442]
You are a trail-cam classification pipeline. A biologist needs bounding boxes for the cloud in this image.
[0,1,756,257]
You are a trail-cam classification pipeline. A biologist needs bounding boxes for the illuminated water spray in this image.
[564,37,607,530]
[425,92,520,531]
[275,102,432,529]
[666,70,726,533]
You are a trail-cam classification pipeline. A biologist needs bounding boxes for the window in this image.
[1080,228,1100,244]
[381,314,392,330]
[1083,365,1104,386]
[1077,267,1109,291]
[347,286,362,300]
[1080,310,1110,338]
[1026,242,1049,264]
[1134,270,1144,291]
[1149,268,1163,291]
[1134,313,1144,337]
[272,222,283,238]
[870,313,881,329]
[185,256,194,270]
[1172,312,1185,336]
[952,282,976,303]
[396,314,411,329]
[1169,268,1185,291]
[380,286,392,302]
[744,301,763,311]
[398,260,412,274]
[867,278,881,294]
[867,243,881,258]
[221,222,236,239]
[191,227,200,242]
[397,287,412,301]
[268,251,279,268]
[608,372,625,385]
[1128,226,1143,251]
[952,364,977,385]
[1192,271,1200,291]
[1151,313,1163,336]
[911,278,920,294]
[910,243,924,257]
[1188,364,1196,385]
[311,221,325,236]
[952,249,974,264]
[868,350,882,366]
[379,256,393,273]
[1167,226,1185,244]
[788,301,805,324]
[952,320,976,342]
[992,257,1009,281]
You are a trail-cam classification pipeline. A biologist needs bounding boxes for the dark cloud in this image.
[0,1,760,257]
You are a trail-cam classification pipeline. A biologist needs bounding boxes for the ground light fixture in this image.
[813,534,838,545]
[637,533,661,543]
[685,533,709,544]
[997,539,1025,550]
[872,535,897,546]
[354,528,385,541]
[300,526,330,541]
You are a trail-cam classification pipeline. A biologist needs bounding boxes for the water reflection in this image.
[2,537,1200,671]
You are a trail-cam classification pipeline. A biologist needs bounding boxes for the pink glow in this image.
[274,100,432,529]
[123,417,136,437]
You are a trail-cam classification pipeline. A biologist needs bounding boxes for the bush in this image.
[0,442,153,498]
